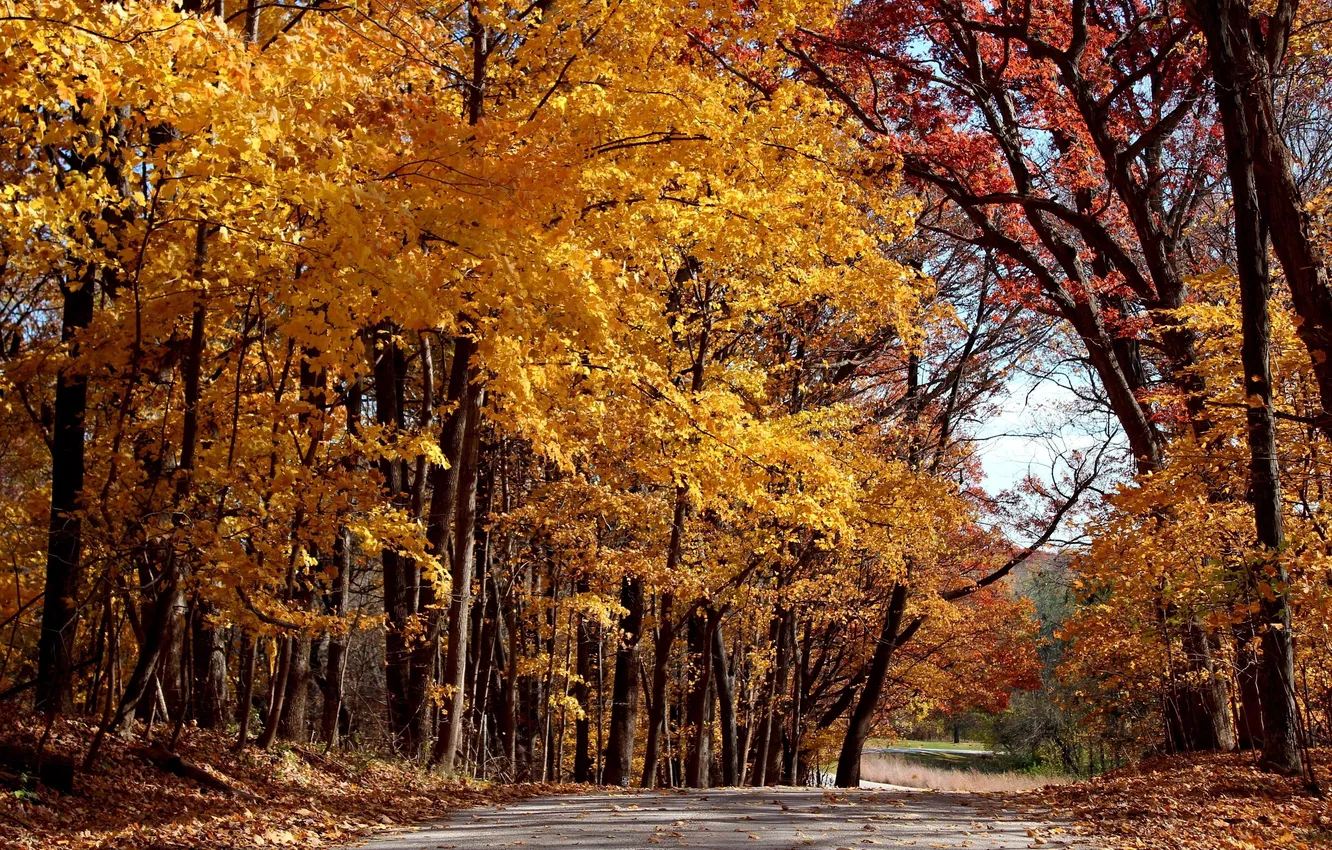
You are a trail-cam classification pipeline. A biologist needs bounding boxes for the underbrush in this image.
[0,710,571,850]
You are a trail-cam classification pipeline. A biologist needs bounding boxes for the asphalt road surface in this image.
[353,787,1095,850]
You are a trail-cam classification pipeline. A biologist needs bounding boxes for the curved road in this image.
[354,787,1094,850]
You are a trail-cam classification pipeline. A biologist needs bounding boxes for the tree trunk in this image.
[256,636,292,749]
[374,324,413,753]
[35,269,96,716]
[763,610,793,785]
[684,609,715,788]
[278,635,312,742]
[1216,0,1332,431]
[501,588,521,778]
[431,378,485,773]
[235,634,257,747]
[601,576,644,787]
[835,585,910,788]
[639,592,676,788]
[322,382,361,748]
[1233,618,1266,750]
[751,613,781,787]
[1183,620,1236,751]
[573,575,595,783]
[1191,0,1303,773]
[711,611,738,787]
[321,529,352,747]
[409,335,474,758]
[191,605,228,729]
[471,566,501,774]
[784,616,805,784]
[113,566,187,737]
[159,609,187,721]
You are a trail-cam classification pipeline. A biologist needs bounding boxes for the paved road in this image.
[354,787,1094,850]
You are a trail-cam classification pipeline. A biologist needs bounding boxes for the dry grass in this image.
[859,753,1069,792]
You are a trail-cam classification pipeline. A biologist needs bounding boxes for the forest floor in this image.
[0,712,573,850]
[1034,749,1332,849]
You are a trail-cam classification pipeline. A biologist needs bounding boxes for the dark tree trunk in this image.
[374,324,413,753]
[1207,0,1332,430]
[601,576,644,787]
[640,591,676,788]
[835,585,910,788]
[518,666,540,781]
[641,480,693,787]
[113,566,187,736]
[1193,0,1303,775]
[684,609,715,788]
[473,568,502,773]
[540,562,558,782]
[235,633,257,747]
[711,611,738,787]
[256,636,292,749]
[321,531,352,747]
[784,617,806,784]
[763,610,793,785]
[35,269,96,716]
[500,576,521,778]
[1183,620,1235,751]
[751,613,782,787]
[1233,619,1266,750]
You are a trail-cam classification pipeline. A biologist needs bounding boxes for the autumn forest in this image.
[3,0,1332,847]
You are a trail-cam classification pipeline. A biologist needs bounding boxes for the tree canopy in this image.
[4,0,1332,808]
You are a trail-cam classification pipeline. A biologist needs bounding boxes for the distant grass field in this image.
[860,739,1058,777]
[858,753,1069,792]
[866,738,990,751]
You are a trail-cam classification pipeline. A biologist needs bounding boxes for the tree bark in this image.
[256,636,292,749]
[190,605,228,729]
[235,633,257,747]
[320,534,352,748]
[601,576,644,786]
[373,324,414,753]
[835,585,910,787]
[751,613,781,787]
[639,591,676,788]
[711,611,739,787]
[410,335,474,757]
[321,382,361,747]
[1217,0,1332,430]
[573,575,595,783]
[1183,620,1236,751]
[278,635,312,742]
[763,609,793,785]
[1192,0,1303,773]
[684,609,715,788]
[35,268,96,716]
[430,377,485,773]
[500,583,521,777]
